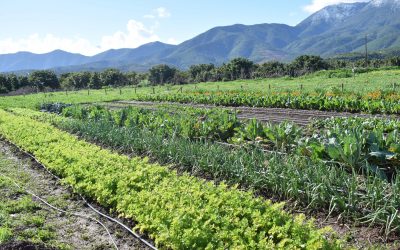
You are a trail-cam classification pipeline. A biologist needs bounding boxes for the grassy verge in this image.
[0,68,399,111]
[0,152,69,249]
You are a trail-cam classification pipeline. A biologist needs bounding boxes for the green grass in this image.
[1,68,400,110]
[0,227,12,244]
[186,68,400,93]
[0,162,57,247]
[0,150,73,250]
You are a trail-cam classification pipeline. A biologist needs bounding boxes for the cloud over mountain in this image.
[0,7,173,56]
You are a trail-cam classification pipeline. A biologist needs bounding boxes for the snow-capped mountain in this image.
[369,0,400,7]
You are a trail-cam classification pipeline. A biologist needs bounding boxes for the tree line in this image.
[1,55,400,94]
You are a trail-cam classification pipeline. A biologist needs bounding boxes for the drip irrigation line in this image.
[2,138,157,250]
[0,172,118,250]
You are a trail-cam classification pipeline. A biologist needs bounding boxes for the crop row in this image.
[234,119,400,180]
[131,91,400,114]
[41,104,400,180]
[57,104,240,141]
[0,109,341,249]
[10,107,400,239]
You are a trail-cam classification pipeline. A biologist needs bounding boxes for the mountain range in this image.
[1,0,400,73]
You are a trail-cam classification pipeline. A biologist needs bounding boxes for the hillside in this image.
[1,0,400,72]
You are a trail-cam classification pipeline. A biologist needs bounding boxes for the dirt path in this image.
[0,140,151,250]
[111,100,396,126]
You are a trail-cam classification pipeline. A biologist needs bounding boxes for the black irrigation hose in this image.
[0,172,119,250]
[2,138,157,250]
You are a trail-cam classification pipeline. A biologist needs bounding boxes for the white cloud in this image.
[144,7,171,19]
[304,0,368,13]
[0,7,172,55]
[0,19,161,56]
[0,34,99,55]
[155,7,171,18]
[100,20,159,50]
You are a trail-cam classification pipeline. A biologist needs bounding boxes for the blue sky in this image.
[0,0,367,55]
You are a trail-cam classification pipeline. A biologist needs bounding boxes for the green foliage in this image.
[289,55,328,76]
[30,103,400,180]
[0,171,58,247]
[254,61,286,78]
[0,74,23,94]
[0,67,399,111]
[11,107,400,238]
[0,109,342,249]
[134,90,400,114]
[189,64,215,82]
[44,104,240,142]
[29,70,59,90]
[100,68,128,87]
[224,57,255,79]
[0,227,12,243]
[149,64,177,85]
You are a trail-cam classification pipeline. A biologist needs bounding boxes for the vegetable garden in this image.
[1,70,400,249]
[0,109,342,249]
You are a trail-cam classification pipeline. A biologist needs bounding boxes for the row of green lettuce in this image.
[9,107,400,240]
[41,103,400,181]
[0,109,342,249]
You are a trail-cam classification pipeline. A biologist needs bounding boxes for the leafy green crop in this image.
[0,109,342,249]
[10,107,400,239]
[43,104,240,142]
[130,91,400,114]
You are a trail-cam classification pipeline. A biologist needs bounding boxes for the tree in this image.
[71,72,91,89]
[6,74,19,91]
[125,72,140,85]
[100,69,128,87]
[188,64,215,82]
[60,73,75,90]
[173,70,189,85]
[148,65,177,85]
[29,70,59,90]
[388,56,400,66]
[290,55,328,76]
[224,58,255,80]
[255,61,285,78]
[89,72,102,89]
[17,75,30,89]
[0,74,9,94]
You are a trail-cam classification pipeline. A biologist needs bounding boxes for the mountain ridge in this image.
[1,0,400,72]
